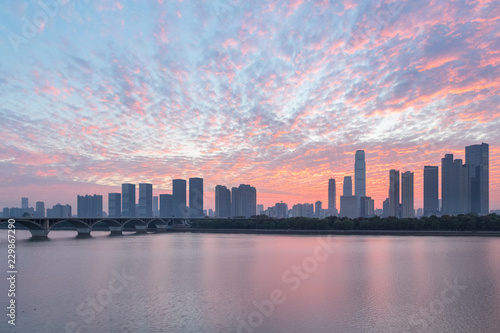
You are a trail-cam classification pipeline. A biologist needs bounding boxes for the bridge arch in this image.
[122,219,148,233]
[49,219,92,237]
[0,219,47,238]
[147,218,168,232]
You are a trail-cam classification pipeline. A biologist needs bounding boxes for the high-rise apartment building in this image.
[401,171,414,218]
[424,166,439,216]
[108,193,121,217]
[138,183,153,217]
[360,196,374,218]
[466,143,489,215]
[77,194,103,217]
[215,185,231,218]
[231,184,256,218]
[159,194,174,217]
[189,177,204,217]
[441,154,454,215]
[328,178,336,216]
[153,196,159,217]
[35,201,45,218]
[22,197,28,209]
[388,169,400,217]
[122,184,136,217]
[173,179,187,217]
[315,201,322,217]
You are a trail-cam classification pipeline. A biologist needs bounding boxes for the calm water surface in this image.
[1,230,499,332]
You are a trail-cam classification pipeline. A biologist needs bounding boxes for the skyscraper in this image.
[355,150,366,215]
[452,159,469,215]
[35,201,45,218]
[441,154,454,215]
[172,179,187,217]
[231,184,256,218]
[315,201,322,217]
[159,194,174,217]
[343,176,353,196]
[401,171,414,218]
[22,197,28,209]
[153,196,159,217]
[466,143,489,215]
[189,177,204,217]
[424,166,439,216]
[138,183,153,217]
[122,184,136,217]
[328,178,336,215]
[388,169,400,217]
[108,193,121,217]
[215,185,231,218]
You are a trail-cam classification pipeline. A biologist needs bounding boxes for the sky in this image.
[0,0,499,212]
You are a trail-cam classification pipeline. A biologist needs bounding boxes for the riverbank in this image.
[171,228,500,237]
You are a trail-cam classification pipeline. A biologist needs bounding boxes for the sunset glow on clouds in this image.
[0,0,499,211]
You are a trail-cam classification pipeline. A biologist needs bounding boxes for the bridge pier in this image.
[109,226,123,235]
[77,227,91,237]
[135,225,147,234]
[30,229,49,239]
[155,225,167,233]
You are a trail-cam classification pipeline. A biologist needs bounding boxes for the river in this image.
[1,230,499,332]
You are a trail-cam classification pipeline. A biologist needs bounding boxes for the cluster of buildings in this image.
[105,178,205,218]
[382,143,489,218]
[1,143,491,220]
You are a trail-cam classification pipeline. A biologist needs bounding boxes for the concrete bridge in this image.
[0,217,204,238]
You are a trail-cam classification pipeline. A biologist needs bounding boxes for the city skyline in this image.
[1,1,499,212]
[2,142,494,217]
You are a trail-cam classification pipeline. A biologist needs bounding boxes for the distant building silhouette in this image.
[22,197,28,209]
[424,166,439,216]
[153,196,159,217]
[453,159,470,214]
[328,178,336,216]
[35,201,45,218]
[108,193,121,217]
[383,198,389,217]
[173,179,187,217]
[441,154,454,215]
[275,202,288,218]
[340,196,357,218]
[291,203,314,218]
[231,184,256,218]
[138,183,153,217]
[159,194,174,217]
[315,201,322,217]
[343,176,353,196]
[355,150,366,216]
[77,194,103,217]
[401,171,414,218]
[466,143,489,215]
[360,196,374,217]
[122,184,136,217]
[256,204,264,215]
[389,170,400,217]
[340,175,356,218]
[47,204,72,218]
[189,177,204,217]
[215,185,231,218]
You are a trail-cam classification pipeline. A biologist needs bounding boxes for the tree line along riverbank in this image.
[189,213,500,232]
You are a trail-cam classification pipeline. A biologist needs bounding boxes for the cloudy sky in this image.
[0,0,499,212]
